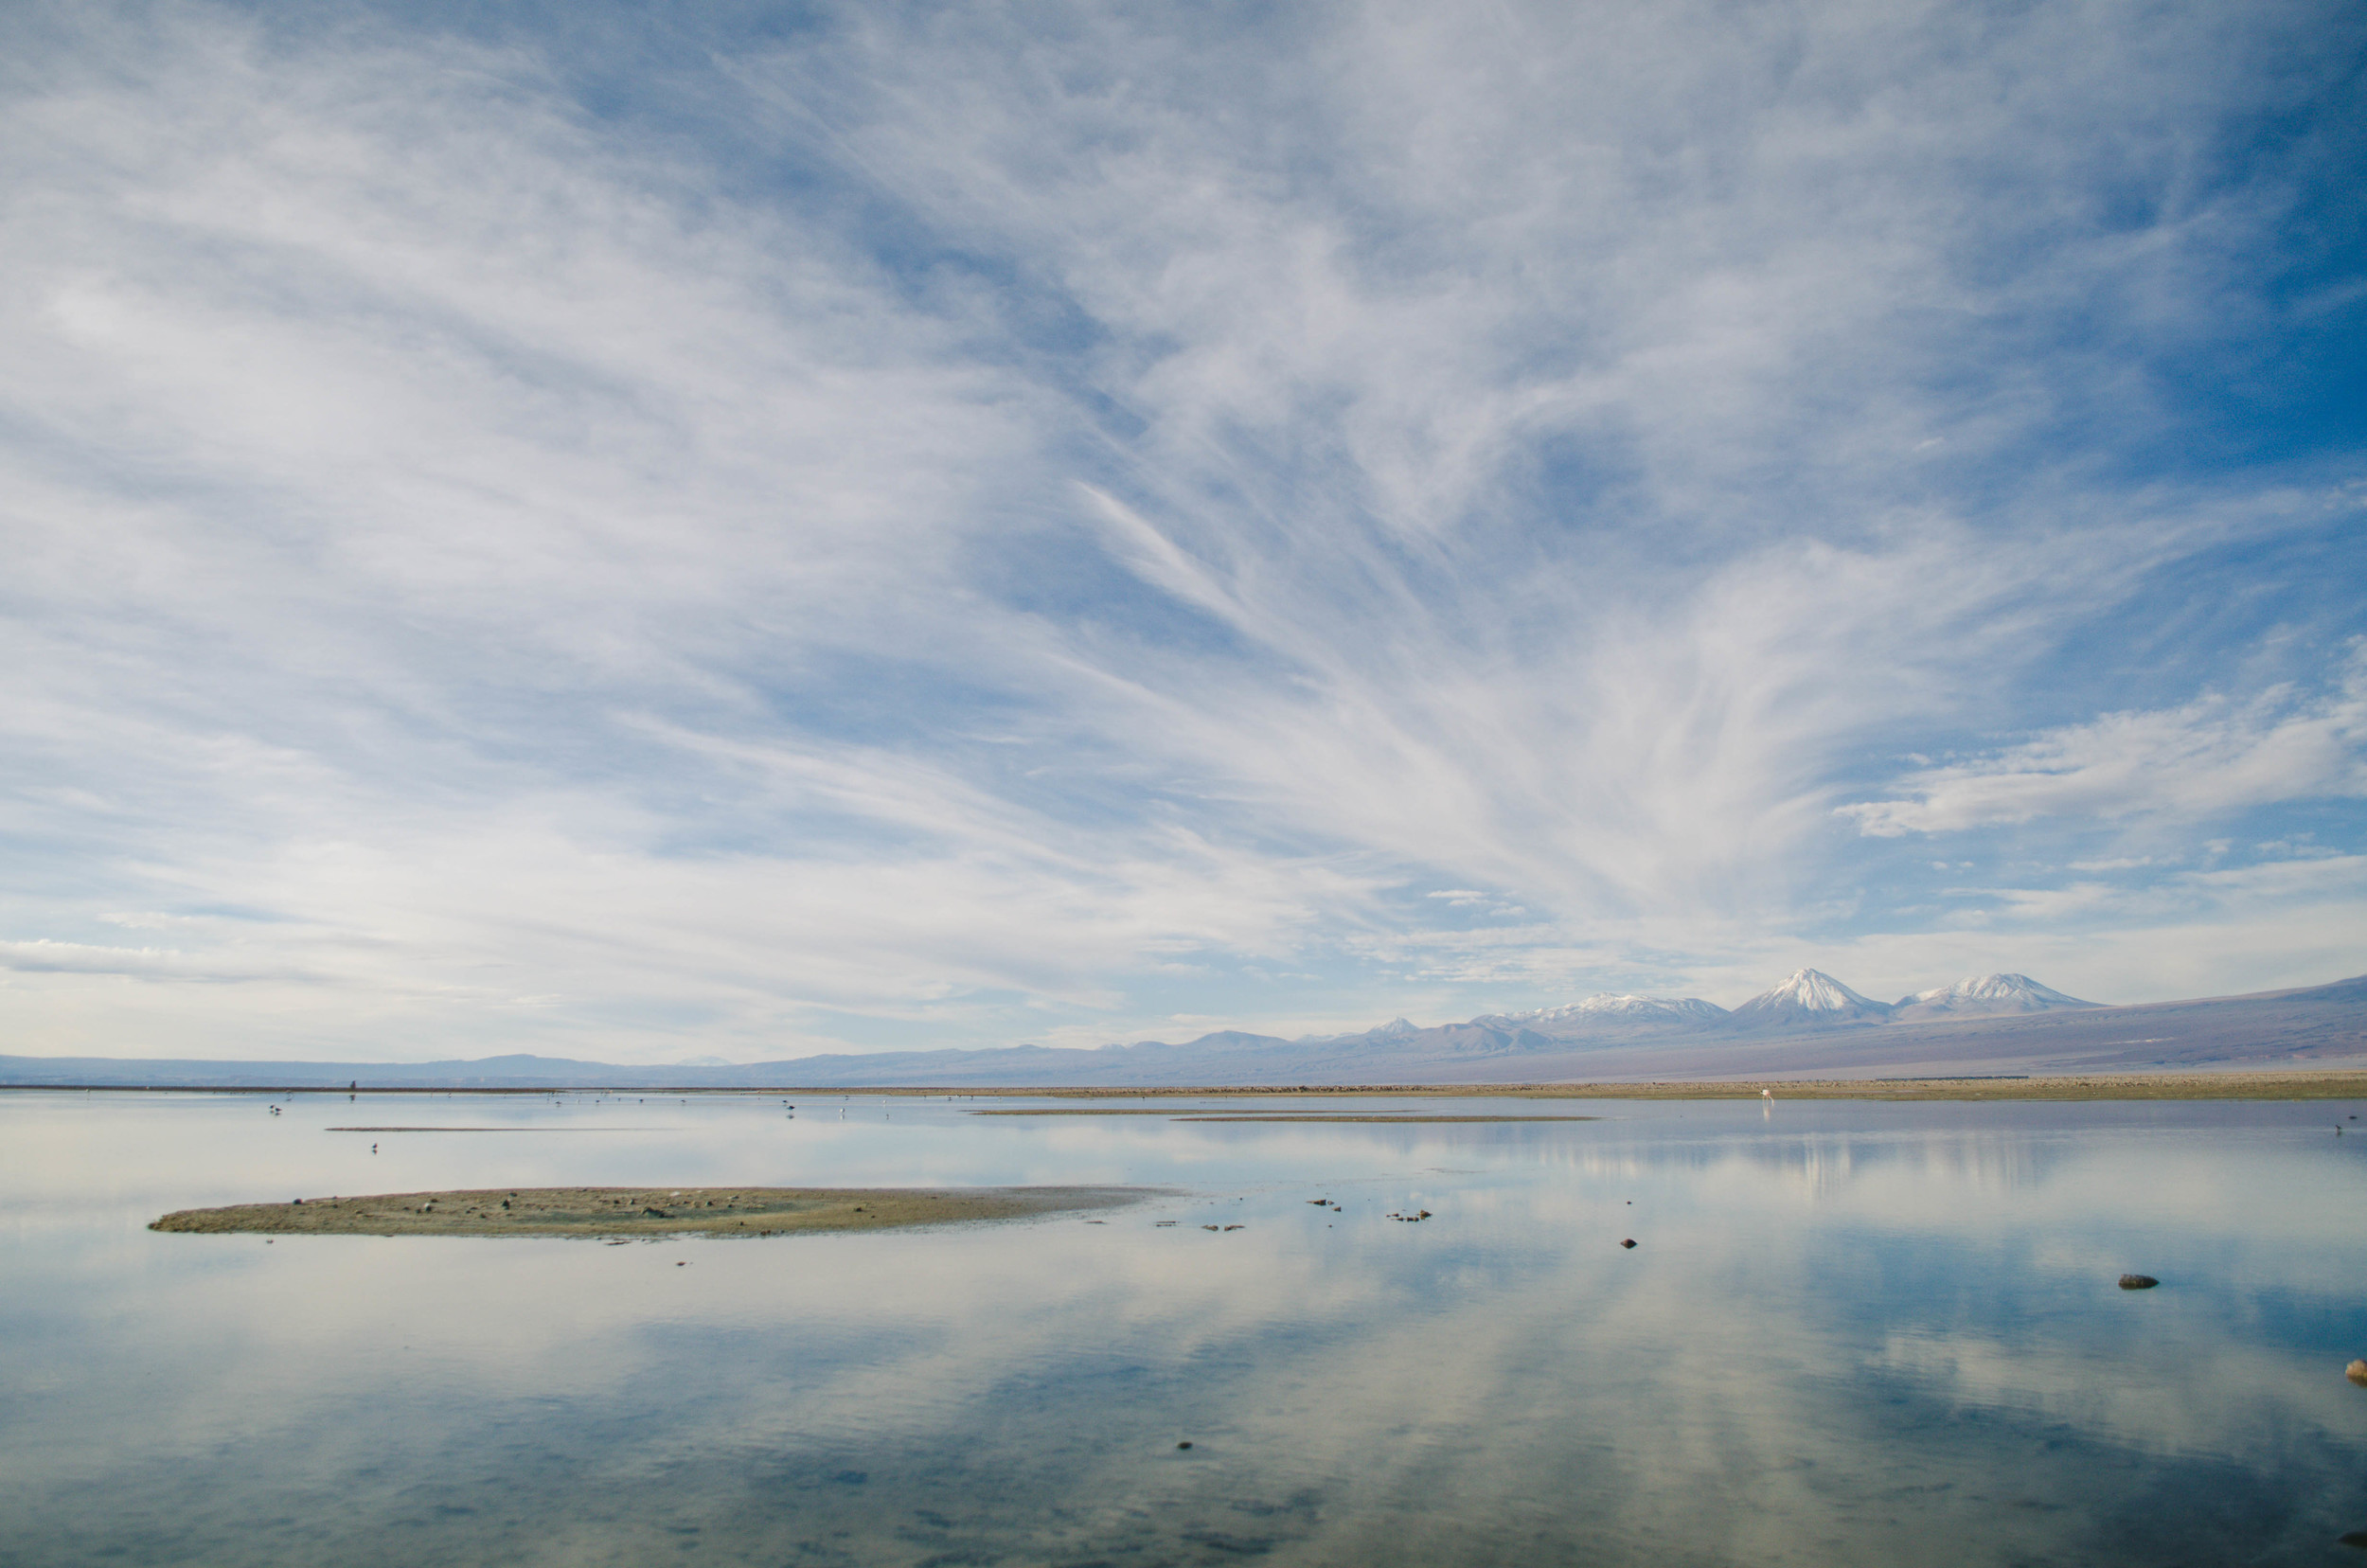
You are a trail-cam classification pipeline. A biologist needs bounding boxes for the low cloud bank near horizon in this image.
[0,0,2361,1062]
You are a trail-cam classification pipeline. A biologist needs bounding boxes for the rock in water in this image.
[2346,1360,2367,1387]
[1620,1238,1638,1249]
[2117,1274,2159,1290]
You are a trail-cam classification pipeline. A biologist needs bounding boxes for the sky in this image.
[2,0,2363,1064]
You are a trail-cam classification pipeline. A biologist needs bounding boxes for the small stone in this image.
[2118,1274,2159,1290]
[643,1206,670,1218]
[1177,1441,1193,1451]
[2346,1360,2367,1387]
[1620,1238,1637,1249]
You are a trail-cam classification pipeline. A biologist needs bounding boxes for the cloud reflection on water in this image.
[2,1093,2363,1565]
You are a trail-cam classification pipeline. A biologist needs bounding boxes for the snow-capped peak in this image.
[1483,994,1728,1030]
[1892,973,2100,1019]
[1728,969,1893,1026]
[1763,969,1880,1011]
[1907,973,2088,1006]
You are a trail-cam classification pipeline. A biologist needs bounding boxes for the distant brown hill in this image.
[5,974,2363,1088]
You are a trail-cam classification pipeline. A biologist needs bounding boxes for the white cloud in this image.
[1839,650,2367,836]
[0,2,2358,1057]
[0,939,197,978]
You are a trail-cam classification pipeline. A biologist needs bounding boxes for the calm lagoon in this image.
[4,1090,2365,1566]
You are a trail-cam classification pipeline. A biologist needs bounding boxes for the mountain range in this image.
[4,971,2363,1089]
[1462,969,2093,1037]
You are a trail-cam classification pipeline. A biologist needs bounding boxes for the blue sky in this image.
[2,0,2362,1062]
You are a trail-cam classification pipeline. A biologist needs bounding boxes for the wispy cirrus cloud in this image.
[1839,650,2367,836]
[0,0,2360,1059]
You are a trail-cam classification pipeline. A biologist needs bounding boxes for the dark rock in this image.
[1620,1238,1637,1249]
[1177,1441,1193,1451]
[643,1206,670,1218]
[2118,1274,2159,1290]
[2339,1530,2367,1550]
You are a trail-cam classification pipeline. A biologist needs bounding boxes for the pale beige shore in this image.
[965,1071,2367,1102]
[27,1065,2367,1103]
[971,1109,1606,1121]
[150,1185,1153,1238]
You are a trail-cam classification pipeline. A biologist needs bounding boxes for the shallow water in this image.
[4,1090,2366,1567]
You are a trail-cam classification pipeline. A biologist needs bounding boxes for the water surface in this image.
[4,1090,2365,1566]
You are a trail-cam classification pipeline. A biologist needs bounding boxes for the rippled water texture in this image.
[5,1090,2366,1566]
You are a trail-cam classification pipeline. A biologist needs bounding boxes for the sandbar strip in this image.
[972,1073,2367,1102]
[974,1110,1603,1122]
[150,1185,1156,1238]
[969,1108,1599,1118]
[1173,1114,1602,1123]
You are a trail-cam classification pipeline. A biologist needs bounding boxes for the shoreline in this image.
[26,1069,2367,1101]
[151,1185,1155,1238]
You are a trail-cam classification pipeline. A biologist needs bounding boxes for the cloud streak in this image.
[1840,649,2367,835]
[0,0,2360,1058]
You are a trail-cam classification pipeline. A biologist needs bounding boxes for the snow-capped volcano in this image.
[1484,994,1729,1033]
[1293,969,2103,1053]
[1891,973,2099,1021]
[1292,1016,1427,1046]
[1727,969,1894,1027]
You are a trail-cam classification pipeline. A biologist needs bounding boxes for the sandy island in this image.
[150,1185,1153,1238]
